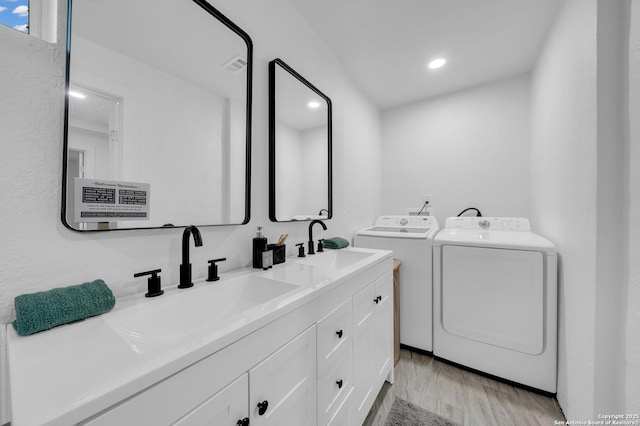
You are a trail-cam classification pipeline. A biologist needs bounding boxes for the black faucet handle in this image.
[206,258,227,282]
[134,268,161,277]
[296,243,306,258]
[134,269,164,298]
[317,239,325,252]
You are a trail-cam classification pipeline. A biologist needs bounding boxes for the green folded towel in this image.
[323,237,350,249]
[12,279,116,336]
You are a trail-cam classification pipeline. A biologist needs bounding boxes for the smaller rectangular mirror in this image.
[269,58,332,222]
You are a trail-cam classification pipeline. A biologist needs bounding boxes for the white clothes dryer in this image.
[354,215,439,352]
[433,217,557,393]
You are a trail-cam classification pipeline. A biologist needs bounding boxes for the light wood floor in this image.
[363,349,566,426]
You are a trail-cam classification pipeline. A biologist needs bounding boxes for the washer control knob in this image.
[400,218,408,226]
[479,219,490,229]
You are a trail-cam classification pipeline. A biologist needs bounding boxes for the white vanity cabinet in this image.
[7,248,393,426]
[352,271,394,426]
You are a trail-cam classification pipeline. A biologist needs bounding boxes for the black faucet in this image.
[308,220,327,255]
[179,225,203,289]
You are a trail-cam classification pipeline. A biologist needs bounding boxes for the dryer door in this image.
[441,245,544,355]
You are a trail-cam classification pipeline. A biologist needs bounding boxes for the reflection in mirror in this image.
[269,58,332,222]
[62,0,252,231]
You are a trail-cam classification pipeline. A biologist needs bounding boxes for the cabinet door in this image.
[249,326,317,426]
[374,273,393,383]
[173,374,248,426]
[351,281,376,425]
[318,340,352,426]
[327,388,352,426]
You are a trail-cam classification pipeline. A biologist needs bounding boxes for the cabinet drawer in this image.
[353,272,392,327]
[317,299,352,368]
[318,340,352,426]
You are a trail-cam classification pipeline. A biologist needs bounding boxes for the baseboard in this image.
[399,343,433,356]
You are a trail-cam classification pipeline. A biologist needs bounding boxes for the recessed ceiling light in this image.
[69,90,86,99]
[308,101,321,109]
[428,58,446,70]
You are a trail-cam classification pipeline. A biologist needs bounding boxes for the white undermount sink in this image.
[102,249,379,352]
[295,249,375,270]
[103,275,299,350]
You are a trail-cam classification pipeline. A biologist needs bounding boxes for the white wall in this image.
[273,124,329,220]
[0,0,381,331]
[275,122,303,219]
[594,0,628,414]
[341,82,382,234]
[530,0,634,417]
[301,126,329,214]
[67,128,110,178]
[381,74,531,226]
[624,0,640,413]
[71,36,231,226]
[531,0,598,417]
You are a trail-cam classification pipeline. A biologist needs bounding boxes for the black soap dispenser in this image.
[253,226,268,269]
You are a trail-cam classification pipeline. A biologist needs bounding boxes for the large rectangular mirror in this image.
[269,58,332,222]
[62,0,252,231]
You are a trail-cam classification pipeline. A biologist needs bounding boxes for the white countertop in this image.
[6,248,392,426]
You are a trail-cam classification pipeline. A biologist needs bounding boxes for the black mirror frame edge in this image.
[268,58,333,223]
[61,0,253,232]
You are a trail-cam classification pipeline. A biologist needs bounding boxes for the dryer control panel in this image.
[444,217,531,231]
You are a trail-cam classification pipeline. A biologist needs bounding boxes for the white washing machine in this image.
[354,215,440,352]
[433,217,557,393]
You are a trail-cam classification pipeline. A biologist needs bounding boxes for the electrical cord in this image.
[416,201,429,216]
[457,207,482,217]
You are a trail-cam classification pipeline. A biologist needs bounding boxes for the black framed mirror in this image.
[269,58,332,222]
[62,0,252,231]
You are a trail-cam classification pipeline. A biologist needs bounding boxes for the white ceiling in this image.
[275,61,329,131]
[71,0,247,99]
[287,0,561,109]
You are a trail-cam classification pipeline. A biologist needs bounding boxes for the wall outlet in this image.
[422,194,432,207]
